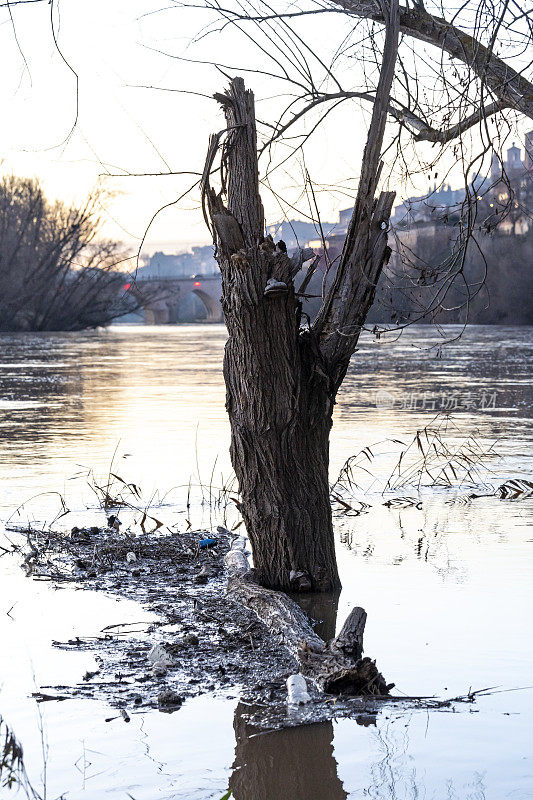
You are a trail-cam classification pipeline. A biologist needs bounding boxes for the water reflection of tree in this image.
[296,591,341,641]
[229,699,489,800]
[229,710,348,800]
[229,591,346,800]
[366,716,417,800]
[227,564,493,800]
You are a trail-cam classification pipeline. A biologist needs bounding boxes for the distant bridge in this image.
[129,274,223,324]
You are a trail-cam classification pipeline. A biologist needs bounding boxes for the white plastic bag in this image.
[148,643,171,666]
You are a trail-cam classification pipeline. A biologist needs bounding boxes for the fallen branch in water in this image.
[31,692,70,703]
[224,534,393,697]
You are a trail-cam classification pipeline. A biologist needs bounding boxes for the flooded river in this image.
[0,324,532,799]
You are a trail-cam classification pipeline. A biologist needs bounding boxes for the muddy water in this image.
[0,324,532,800]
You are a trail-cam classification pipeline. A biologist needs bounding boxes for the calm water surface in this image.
[0,324,532,800]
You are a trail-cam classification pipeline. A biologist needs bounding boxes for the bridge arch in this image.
[191,288,221,321]
[131,275,223,324]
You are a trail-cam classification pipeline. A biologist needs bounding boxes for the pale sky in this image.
[0,0,529,257]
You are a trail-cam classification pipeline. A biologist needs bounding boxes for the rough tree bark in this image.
[203,1,399,592]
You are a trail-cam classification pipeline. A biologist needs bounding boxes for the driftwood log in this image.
[224,536,393,696]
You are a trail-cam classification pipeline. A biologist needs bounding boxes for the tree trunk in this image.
[230,705,348,800]
[203,79,340,592]
[225,325,339,591]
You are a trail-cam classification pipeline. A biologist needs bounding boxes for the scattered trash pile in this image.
[9,522,295,718]
[6,516,507,731]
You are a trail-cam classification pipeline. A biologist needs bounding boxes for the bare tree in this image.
[3,0,530,590]
[0,176,137,331]
[197,0,532,591]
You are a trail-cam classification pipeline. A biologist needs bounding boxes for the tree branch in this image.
[260,90,408,152]
[411,99,509,143]
[0,0,46,6]
[314,0,400,385]
[262,90,509,150]
[331,0,533,121]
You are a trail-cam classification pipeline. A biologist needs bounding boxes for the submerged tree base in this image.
[225,537,393,696]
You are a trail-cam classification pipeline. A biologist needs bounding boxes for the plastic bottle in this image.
[286,673,311,705]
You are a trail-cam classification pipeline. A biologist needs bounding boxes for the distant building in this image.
[267,135,533,270]
[489,138,533,233]
[491,152,502,182]
[506,142,522,169]
[137,245,217,280]
[307,206,355,265]
[392,183,468,226]
[338,207,353,233]
[145,252,182,278]
[266,218,337,250]
[392,131,533,237]
[496,213,530,236]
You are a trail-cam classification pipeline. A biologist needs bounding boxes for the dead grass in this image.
[1,715,39,798]
[332,416,498,504]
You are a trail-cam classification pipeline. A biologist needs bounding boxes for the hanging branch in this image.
[314,0,400,386]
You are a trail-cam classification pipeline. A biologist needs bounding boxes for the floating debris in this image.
[158,690,183,710]
[199,538,217,549]
[152,662,168,678]
[148,644,171,666]
[7,523,293,728]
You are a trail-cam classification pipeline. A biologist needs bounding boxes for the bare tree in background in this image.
[0,176,136,331]
[196,0,532,591]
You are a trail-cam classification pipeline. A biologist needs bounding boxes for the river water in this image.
[0,324,532,800]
